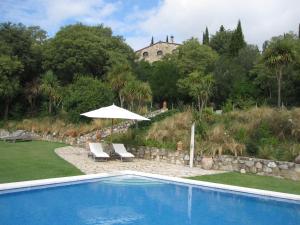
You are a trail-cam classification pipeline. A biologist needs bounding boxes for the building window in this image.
[157,50,163,56]
[143,52,149,57]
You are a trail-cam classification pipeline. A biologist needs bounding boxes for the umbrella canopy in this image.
[80,104,150,121]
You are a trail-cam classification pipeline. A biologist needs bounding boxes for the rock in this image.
[267,162,277,168]
[295,164,300,173]
[184,154,190,161]
[249,167,257,173]
[240,169,246,174]
[295,155,300,164]
[201,157,213,170]
[278,164,289,170]
[220,165,233,171]
[245,161,254,167]
[255,162,263,169]
[263,167,272,173]
[0,129,9,138]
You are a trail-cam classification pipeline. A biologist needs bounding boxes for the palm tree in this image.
[24,79,40,115]
[107,65,134,107]
[121,80,138,110]
[177,71,214,116]
[263,39,296,107]
[135,82,152,108]
[40,71,61,114]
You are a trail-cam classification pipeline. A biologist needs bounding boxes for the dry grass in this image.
[146,111,193,150]
[227,107,300,141]
[142,106,300,161]
[4,117,113,137]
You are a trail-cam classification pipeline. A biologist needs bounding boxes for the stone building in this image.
[135,36,181,63]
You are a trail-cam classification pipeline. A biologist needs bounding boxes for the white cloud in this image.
[128,0,300,50]
[1,0,299,50]
[0,0,120,34]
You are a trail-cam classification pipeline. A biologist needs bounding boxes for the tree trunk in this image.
[49,99,52,114]
[4,98,9,121]
[119,92,123,108]
[197,95,201,112]
[277,67,283,108]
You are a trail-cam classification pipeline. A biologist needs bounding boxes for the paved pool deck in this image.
[55,146,224,177]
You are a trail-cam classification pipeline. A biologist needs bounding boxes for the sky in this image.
[0,0,299,50]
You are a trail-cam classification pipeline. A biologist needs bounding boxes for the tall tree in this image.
[263,38,296,107]
[177,71,214,115]
[107,64,135,107]
[43,23,134,83]
[24,78,40,115]
[219,25,225,32]
[40,71,61,114]
[229,20,246,56]
[151,36,154,45]
[203,27,209,45]
[0,55,23,120]
[210,28,233,55]
[149,59,181,103]
[176,38,218,75]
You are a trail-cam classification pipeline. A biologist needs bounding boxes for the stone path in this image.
[55,146,224,177]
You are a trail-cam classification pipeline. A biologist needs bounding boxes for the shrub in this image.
[258,145,275,160]
[64,75,113,122]
[246,141,259,156]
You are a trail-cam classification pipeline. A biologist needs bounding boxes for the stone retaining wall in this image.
[0,109,167,146]
[127,146,300,181]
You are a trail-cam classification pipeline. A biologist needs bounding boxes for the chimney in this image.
[299,23,300,39]
[170,35,174,43]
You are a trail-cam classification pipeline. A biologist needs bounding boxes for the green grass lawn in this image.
[189,172,300,195]
[0,140,83,184]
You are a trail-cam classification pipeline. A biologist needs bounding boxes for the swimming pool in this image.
[0,171,299,225]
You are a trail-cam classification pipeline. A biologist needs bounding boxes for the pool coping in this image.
[0,170,299,201]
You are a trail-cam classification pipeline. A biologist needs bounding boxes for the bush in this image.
[246,142,259,156]
[64,75,114,122]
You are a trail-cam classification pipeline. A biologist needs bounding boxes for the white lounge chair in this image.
[112,143,135,161]
[89,143,110,161]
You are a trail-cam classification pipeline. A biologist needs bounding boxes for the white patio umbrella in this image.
[80,104,150,142]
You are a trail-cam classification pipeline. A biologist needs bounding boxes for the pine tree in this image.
[151,36,154,45]
[202,27,209,45]
[229,20,246,56]
[219,25,225,32]
[166,35,169,42]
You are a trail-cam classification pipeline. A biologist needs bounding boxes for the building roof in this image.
[135,41,181,53]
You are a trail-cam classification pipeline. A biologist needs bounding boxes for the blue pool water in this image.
[0,175,299,225]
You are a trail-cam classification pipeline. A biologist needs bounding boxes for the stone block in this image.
[220,165,233,171]
[263,167,272,173]
[255,162,263,169]
[295,155,300,164]
[245,161,254,167]
[267,162,277,168]
[295,164,300,173]
[278,164,289,170]
[240,169,246,174]
[249,167,257,173]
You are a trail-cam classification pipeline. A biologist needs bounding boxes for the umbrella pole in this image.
[110,119,113,143]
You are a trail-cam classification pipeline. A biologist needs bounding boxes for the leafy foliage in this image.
[178,71,214,113]
[43,23,134,83]
[64,75,114,122]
